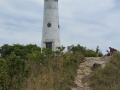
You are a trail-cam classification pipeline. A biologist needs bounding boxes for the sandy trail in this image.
[71,56,110,90]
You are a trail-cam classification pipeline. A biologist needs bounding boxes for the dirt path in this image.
[71,56,111,90]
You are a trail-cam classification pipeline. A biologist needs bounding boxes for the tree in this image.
[71,44,86,54]
[6,52,26,89]
[0,44,13,58]
[0,44,41,59]
[0,58,9,90]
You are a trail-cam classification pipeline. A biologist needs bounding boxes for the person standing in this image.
[96,46,99,57]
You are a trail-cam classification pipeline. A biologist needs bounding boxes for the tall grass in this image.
[90,52,120,90]
[21,52,84,90]
[0,44,103,90]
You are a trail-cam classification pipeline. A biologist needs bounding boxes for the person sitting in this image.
[109,47,114,55]
[109,47,117,55]
[106,50,110,56]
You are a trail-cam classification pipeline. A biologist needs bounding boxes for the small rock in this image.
[92,63,101,69]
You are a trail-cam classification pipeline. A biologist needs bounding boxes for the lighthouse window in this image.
[47,23,51,27]
[46,42,52,49]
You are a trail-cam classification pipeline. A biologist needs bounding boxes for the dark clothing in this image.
[96,46,99,57]
[96,46,99,53]
[96,49,99,53]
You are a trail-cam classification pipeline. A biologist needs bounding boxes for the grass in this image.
[21,52,84,90]
[90,52,120,90]
[0,44,104,90]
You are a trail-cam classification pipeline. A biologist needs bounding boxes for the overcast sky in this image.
[0,0,120,54]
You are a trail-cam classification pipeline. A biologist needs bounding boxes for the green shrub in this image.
[71,44,103,57]
[0,58,9,90]
[0,52,29,90]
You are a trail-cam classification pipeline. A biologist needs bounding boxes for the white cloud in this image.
[0,0,120,54]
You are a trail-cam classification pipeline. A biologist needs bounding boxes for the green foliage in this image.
[6,52,26,81]
[71,44,103,57]
[27,51,47,66]
[85,49,96,57]
[0,43,105,90]
[90,52,120,90]
[42,48,53,56]
[0,44,41,90]
[0,52,28,90]
[0,44,41,59]
[71,44,86,54]
[63,52,84,67]
[12,44,26,57]
[55,46,65,55]
[0,58,9,90]
[110,52,120,68]
[0,44,13,58]
[21,47,84,90]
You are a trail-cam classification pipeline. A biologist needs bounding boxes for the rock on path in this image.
[71,56,111,90]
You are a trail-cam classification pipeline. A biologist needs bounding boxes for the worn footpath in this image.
[71,56,111,90]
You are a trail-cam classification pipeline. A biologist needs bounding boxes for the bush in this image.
[0,52,28,90]
[71,44,103,57]
[0,58,9,90]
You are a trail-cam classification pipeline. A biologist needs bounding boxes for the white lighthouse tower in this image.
[41,0,60,51]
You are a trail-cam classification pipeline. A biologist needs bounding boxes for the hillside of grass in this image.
[21,52,84,90]
[1,44,120,90]
[0,44,99,90]
[90,52,120,90]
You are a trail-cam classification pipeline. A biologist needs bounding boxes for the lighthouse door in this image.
[46,42,52,50]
